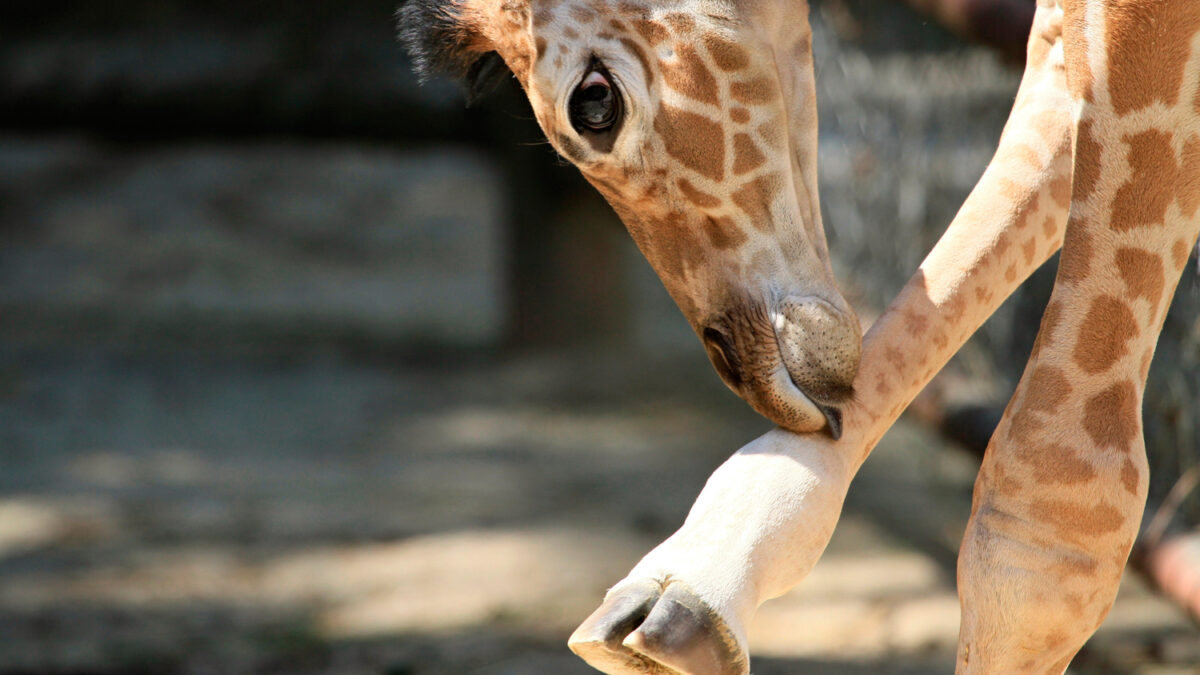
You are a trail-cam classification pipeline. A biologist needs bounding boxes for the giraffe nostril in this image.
[702,327,743,389]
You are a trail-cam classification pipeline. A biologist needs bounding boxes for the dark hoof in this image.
[568,579,748,675]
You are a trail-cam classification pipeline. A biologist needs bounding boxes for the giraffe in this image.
[399,1,1200,673]
[403,0,864,438]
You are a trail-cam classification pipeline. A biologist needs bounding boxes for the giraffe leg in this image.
[955,2,1200,671]
[569,5,1078,673]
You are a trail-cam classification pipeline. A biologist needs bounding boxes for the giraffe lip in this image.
[782,372,843,440]
[813,401,843,440]
[743,363,833,436]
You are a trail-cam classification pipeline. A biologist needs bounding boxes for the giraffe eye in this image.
[569,67,621,134]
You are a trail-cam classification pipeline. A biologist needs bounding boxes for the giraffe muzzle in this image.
[701,296,860,438]
[773,296,861,403]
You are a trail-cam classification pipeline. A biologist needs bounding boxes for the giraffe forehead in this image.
[527,0,761,89]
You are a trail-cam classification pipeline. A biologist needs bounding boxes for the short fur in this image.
[397,0,510,103]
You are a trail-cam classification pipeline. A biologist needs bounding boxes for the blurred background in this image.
[1,0,1198,673]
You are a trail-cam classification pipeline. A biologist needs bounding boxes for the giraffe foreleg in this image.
[955,1,1200,671]
[568,4,1078,673]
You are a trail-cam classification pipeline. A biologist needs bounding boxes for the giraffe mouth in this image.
[701,298,857,440]
[764,361,845,440]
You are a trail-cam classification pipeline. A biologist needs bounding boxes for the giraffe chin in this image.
[740,364,838,439]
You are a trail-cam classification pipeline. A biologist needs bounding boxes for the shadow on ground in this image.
[1,346,1196,674]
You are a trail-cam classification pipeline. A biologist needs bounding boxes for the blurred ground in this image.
[1,346,1197,674]
[1,0,1198,673]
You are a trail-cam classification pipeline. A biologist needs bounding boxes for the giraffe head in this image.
[401,0,860,436]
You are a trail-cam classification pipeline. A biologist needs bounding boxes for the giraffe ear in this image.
[397,0,511,104]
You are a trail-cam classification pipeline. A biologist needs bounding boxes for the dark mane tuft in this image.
[397,0,510,103]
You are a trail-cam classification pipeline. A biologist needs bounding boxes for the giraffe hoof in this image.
[568,579,748,675]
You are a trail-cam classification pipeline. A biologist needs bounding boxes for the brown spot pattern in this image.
[632,19,668,46]
[1121,457,1141,496]
[1062,3,1092,101]
[945,293,967,325]
[875,373,892,397]
[1030,498,1125,538]
[1007,406,1042,445]
[1105,3,1200,115]
[756,119,784,149]
[704,34,750,71]
[701,215,747,250]
[1073,120,1101,201]
[1016,190,1040,231]
[1058,221,1092,284]
[732,133,766,175]
[1074,295,1138,374]
[1043,216,1058,239]
[1173,238,1194,269]
[677,178,721,208]
[1017,442,1097,485]
[1112,130,1177,231]
[630,209,706,282]
[903,310,928,337]
[654,104,725,181]
[1033,110,1067,147]
[1030,301,1063,361]
[1024,366,1071,414]
[1115,247,1165,311]
[731,174,781,232]
[1179,136,1200,218]
[730,107,750,124]
[1013,144,1042,170]
[617,2,647,17]
[663,12,694,32]
[1083,380,1139,454]
[1050,176,1072,208]
[661,44,719,105]
[995,232,1011,257]
[731,77,776,105]
[569,5,596,23]
[974,285,993,305]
